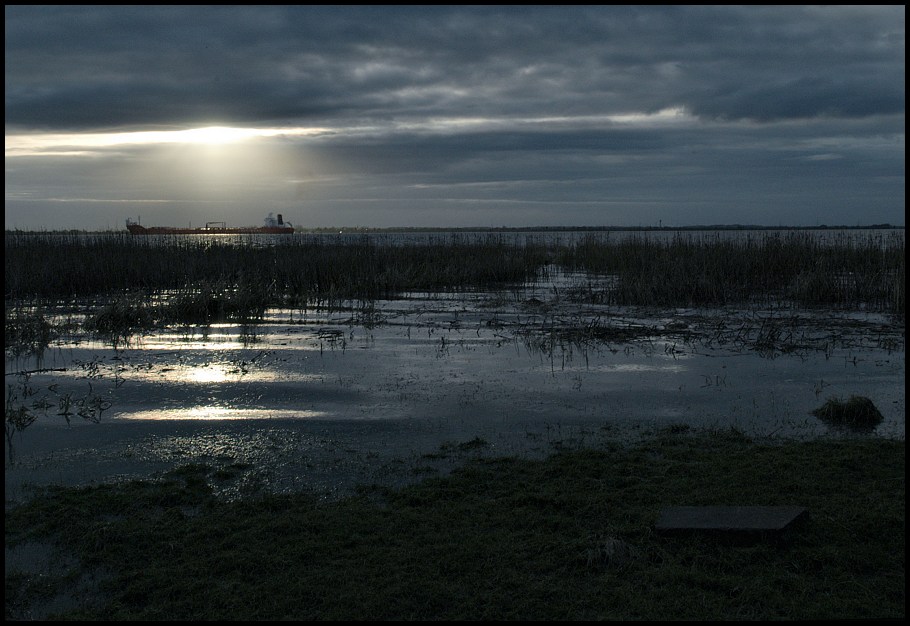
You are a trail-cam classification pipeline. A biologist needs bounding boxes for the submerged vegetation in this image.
[5,431,904,620]
[3,229,904,455]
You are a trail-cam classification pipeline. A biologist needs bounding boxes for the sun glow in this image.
[5,111,697,158]
[5,125,331,156]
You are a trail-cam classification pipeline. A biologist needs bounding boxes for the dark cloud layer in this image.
[4,5,904,228]
[7,5,904,130]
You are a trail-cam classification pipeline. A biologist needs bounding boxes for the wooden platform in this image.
[655,506,808,540]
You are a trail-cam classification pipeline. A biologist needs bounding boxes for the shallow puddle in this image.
[5,282,905,500]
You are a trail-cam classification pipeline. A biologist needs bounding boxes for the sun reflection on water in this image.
[118,407,326,420]
[187,365,232,384]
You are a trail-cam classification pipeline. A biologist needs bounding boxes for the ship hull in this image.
[127,224,294,235]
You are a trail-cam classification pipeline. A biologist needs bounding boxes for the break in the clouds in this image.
[4,5,905,229]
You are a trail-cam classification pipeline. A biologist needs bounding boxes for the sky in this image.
[4,5,905,230]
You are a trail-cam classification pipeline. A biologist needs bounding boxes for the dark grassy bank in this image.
[5,431,904,620]
[5,230,905,316]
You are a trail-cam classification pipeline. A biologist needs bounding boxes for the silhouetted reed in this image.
[4,233,549,304]
[556,231,904,314]
[5,230,904,317]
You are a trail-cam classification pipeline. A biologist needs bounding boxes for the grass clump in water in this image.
[5,432,904,620]
[812,395,885,430]
[84,297,157,341]
[4,305,55,357]
[163,282,268,325]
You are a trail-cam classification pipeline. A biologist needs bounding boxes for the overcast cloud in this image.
[5,5,904,230]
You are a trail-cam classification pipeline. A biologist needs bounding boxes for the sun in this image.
[178,126,264,145]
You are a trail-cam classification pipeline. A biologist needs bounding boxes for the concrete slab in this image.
[655,505,808,538]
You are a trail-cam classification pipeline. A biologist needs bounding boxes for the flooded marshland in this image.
[5,229,905,500]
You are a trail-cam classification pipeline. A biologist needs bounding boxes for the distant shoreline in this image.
[295,223,905,234]
[4,223,905,235]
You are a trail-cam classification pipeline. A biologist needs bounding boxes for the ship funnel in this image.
[277,213,283,225]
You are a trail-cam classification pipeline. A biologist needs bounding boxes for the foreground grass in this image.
[5,430,905,620]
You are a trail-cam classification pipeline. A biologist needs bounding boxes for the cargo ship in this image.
[126,213,294,235]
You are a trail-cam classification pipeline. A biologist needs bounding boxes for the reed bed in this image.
[3,232,549,305]
[4,230,904,318]
[557,231,904,313]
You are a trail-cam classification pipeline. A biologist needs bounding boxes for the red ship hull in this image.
[126,213,295,235]
[127,224,295,235]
